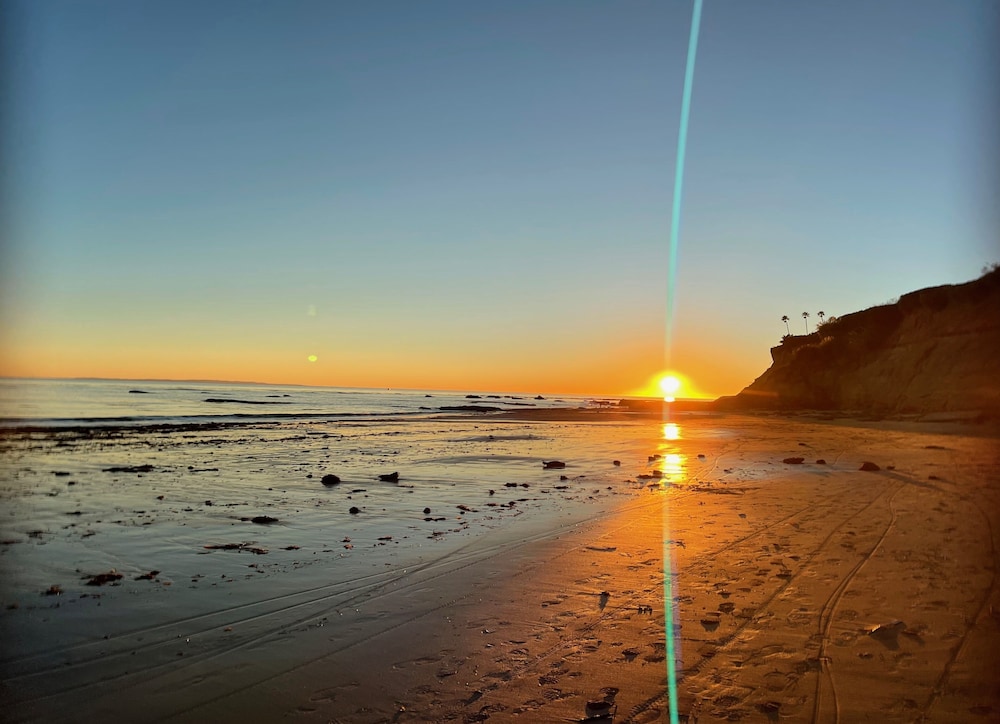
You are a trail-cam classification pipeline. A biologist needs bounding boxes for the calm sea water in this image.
[0,378,606,427]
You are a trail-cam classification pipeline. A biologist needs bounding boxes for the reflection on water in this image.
[660,453,685,482]
[662,422,680,441]
[655,422,686,484]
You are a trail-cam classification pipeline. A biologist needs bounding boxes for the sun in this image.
[659,375,681,402]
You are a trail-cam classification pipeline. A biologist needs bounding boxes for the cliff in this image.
[717,267,1000,416]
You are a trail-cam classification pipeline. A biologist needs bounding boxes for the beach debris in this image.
[816,459,827,464]
[488,489,495,495]
[423,507,431,514]
[543,461,566,469]
[612,460,621,466]
[282,545,300,550]
[128,389,148,394]
[250,516,279,524]
[321,474,341,486]
[378,536,392,541]
[204,500,213,506]
[135,570,160,580]
[637,605,653,614]
[156,495,164,500]
[43,585,63,596]
[860,461,881,471]
[378,472,400,482]
[758,701,781,715]
[504,482,518,487]
[698,453,706,459]
[782,457,805,464]
[52,471,71,476]
[83,571,124,586]
[102,464,155,474]
[648,454,661,462]
[621,647,640,662]
[586,546,617,552]
[349,506,361,515]
[718,602,735,614]
[560,475,569,481]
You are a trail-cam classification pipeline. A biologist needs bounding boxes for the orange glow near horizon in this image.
[632,370,712,400]
[0,331,739,397]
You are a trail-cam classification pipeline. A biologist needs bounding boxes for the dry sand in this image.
[2,412,998,722]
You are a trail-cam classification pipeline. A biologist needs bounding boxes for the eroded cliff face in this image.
[719,268,1000,415]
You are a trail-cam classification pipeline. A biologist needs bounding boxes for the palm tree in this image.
[781,315,790,335]
[817,310,826,326]
[802,311,810,333]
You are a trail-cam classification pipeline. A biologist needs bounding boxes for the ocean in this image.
[0,377,608,428]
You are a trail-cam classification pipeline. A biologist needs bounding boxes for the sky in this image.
[1,0,997,398]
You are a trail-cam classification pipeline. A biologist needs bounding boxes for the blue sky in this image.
[2,0,996,395]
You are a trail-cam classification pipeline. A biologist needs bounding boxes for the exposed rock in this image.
[782,457,805,464]
[378,472,400,482]
[349,506,360,515]
[203,398,288,405]
[102,464,155,474]
[251,515,279,524]
[718,267,1000,415]
[321,474,341,486]
[542,461,566,469]
[84,571,123,586]
[860,461,881,471]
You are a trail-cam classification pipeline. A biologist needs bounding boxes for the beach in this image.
[1,389,998,722]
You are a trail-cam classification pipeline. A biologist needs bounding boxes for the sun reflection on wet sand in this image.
[662,422,681,441]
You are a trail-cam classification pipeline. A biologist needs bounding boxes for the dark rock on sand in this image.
[816,459,827,464]
[103,464,155,473]
[613,460,621,466]
[251,516,279,524]
[128,389,148,394]
[543,461,566,469]
[782,457,805,464]
[349,506,361,515]
[860,461,881,471]
[321,474,341,486]
[378,472,400,482]
[84,571,123,586]
[423,507,431,514]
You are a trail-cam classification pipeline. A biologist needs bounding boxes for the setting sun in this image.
[659,375,681,401]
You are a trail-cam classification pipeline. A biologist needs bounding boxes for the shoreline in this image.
[2,413,998,722]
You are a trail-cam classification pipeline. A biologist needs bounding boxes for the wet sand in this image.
[1,412,998,722]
